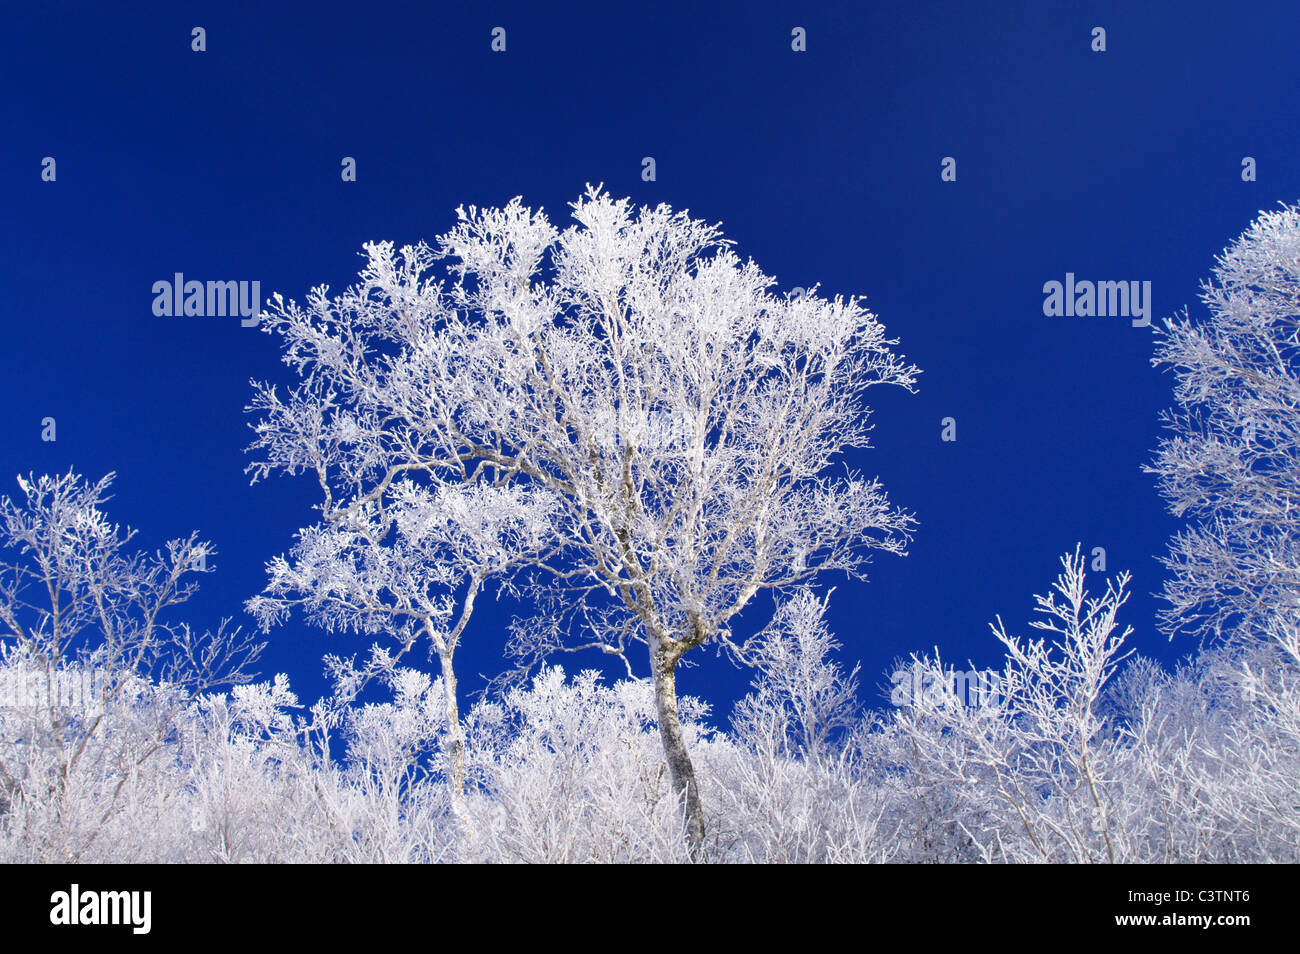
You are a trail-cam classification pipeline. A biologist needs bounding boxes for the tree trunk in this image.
[436,649,468,820]
[650,638,705,860]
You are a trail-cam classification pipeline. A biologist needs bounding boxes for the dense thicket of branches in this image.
[3,538,1297,863]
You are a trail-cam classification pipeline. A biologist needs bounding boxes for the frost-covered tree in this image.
[722,591,900,862]
[731,589,861,764]
[246,187,919,854]
[0,472,261,859]
[894,548,1135,863]
[1147,201,1300,652]
[243,478,559,815]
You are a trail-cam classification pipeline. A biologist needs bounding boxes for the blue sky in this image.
[3,1,1298,713]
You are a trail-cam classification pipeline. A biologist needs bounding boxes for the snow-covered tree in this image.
[0,471,261,859]
[244,478,559,815]
[894,548,1135,862]
[731,589,861,764]
[246,187,919,855]
[1147,201,1300,653]
[721,591,900,862]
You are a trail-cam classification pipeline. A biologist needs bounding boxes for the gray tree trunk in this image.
[436,648,467,820]
[650,638,705,860]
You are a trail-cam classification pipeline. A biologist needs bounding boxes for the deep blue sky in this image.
[3,1,1298,715]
